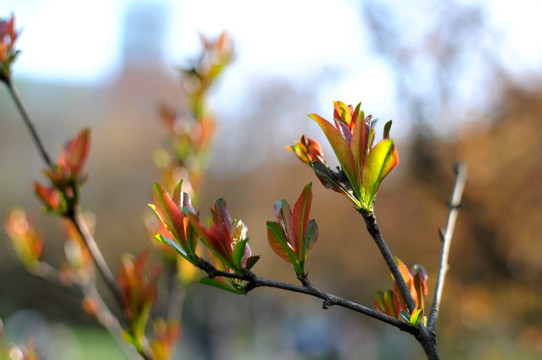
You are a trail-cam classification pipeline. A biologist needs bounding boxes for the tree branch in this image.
[363,214,417,313]
[198,260,415,334]
[427,163,467,330]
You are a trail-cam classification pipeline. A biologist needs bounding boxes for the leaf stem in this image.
[427,163,467,330]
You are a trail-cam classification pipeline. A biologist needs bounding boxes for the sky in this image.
[0,0,399,126]
[2,0,542,136]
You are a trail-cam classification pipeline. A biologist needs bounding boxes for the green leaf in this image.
[383,120,393,139]
[310,113,360,194]
[232,238,248,270]
[245,255,260,270]
[400,311,411,323]
[409,308,424,328]
[200,277,245,294]
[154,233,188,259]
[302,219,319,260]
[360,139,399,211]
[374,290,386,314]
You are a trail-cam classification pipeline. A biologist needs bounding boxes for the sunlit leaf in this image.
[310,113,359,193]
[350,104,367,174]
[361,139,399,210]
[151,182,186,249]
[409,308,424,328]
[154,233,188,259]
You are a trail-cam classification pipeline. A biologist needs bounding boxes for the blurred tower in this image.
[120,1,168,72]
[112,1,180,104]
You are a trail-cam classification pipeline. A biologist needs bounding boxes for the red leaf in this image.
[273,199,295,251]
[60,128,90,177]
[266,221,294,264]
[152,182,187,248]
[309,113,359,192]
[292,183,312,257]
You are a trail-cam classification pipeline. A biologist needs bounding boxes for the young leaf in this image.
[312,161,348,193]
[232,238,248,271]
[361,139,399,210]
[310,113,359,192]
[413,272,427,309]
[245,255,260,270]
[266,221,295,264]
[151,182,186,249]
[274,199,295,249]
[409,308,424,328]
[349,105,367,174]
[375,290,387,314]
[292,183,312,258]
[383,120,393,139]
[302,219,319,260]
[154,234,188,259]
[200,277,245,295]
[384,290,399,318]
[400,311,411,323]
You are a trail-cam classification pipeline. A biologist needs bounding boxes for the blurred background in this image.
[1,0,542,359]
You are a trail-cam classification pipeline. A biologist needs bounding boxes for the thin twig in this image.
[199,261,415,334]
[428,163,467,330]
[3,75,146,358]
[68,208,124,311]
[4,75,121,303]
[29,261,143,360]
[363,214,417,313]
[4,76,54,168]
[250,274,415,332]
[78,279,145,360]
